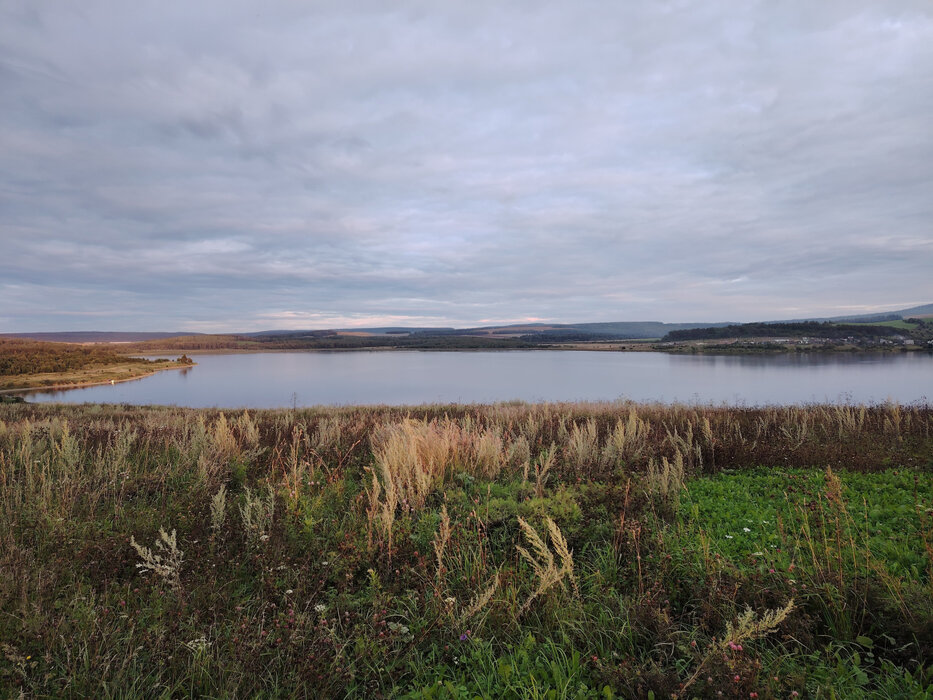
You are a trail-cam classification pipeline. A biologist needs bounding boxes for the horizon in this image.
[3,300,932,338]
[2,3,932,333]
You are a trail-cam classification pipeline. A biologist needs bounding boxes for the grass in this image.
[0,401,931,698]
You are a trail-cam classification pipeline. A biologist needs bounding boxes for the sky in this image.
[2,1,932,332]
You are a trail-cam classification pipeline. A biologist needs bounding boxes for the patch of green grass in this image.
[680,468,933,582]
[839,319,918,330]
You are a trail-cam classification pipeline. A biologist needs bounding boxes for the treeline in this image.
[121,335,257,352]
[518,330,620,342]
[126,333,539,352]
[0,338,150,377]
[662,321,904,342]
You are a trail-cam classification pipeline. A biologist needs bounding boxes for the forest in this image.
[0,338,153,377]
[662,321,907,342]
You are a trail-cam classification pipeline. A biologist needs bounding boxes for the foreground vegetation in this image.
[1,401,931,698]
[0,339,193,391]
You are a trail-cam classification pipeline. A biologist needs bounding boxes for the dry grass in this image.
[516,516,578,615]
[0,400,930,697]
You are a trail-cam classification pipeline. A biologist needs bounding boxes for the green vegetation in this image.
[1,402,931,698]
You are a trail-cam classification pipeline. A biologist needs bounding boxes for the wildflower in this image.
[769,568,776,574]
[314,604,326,614]
[743,527,751,533]
[725,535,734,539]
[285,589,293,595]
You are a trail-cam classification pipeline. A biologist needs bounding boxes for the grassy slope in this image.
[840,319,923,330]
[0,338,192,391]
[0,360,189,391]
[0,402,931,698]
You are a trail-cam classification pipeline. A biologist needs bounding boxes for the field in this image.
[838,320,922,331]
[1,402,931,698]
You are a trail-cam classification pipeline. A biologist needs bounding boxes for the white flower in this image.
[314,604,327,614]
[285,589,293,595]
[444,597,456,605]
[725,535,734,539]
[742,527,751,533]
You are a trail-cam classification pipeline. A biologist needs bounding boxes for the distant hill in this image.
[245,327,455,337]
[5,303,929,345]
[244,321,730,342]
[896,303,933,318]
[777,303,933,324]
[0,331,198,343]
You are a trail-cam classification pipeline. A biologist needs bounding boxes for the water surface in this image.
[19,350,932,408]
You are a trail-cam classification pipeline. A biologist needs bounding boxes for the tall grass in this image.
[0,400,930,697]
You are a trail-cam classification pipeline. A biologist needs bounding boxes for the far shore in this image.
[122,340,930,356]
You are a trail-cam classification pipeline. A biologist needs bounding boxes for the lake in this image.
[17,350,932,408]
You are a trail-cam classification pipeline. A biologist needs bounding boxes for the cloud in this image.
[1,0,931,331]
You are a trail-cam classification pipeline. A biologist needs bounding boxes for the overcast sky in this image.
[2,1,932,332]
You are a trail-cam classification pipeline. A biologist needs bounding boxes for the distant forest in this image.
[123,333,540,353]
[0,338,151,376]
[662,322,905,342]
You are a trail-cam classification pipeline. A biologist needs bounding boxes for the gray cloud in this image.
[1,0,932,331]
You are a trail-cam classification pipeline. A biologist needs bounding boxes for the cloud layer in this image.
[2,1,932,331]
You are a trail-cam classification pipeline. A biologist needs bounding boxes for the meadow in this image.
[0,401,931,698]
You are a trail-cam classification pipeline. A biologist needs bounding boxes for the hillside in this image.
[662,319,933,346]
[0,338,193,390]
[0,331,198,343]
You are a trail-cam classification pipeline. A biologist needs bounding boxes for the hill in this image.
[0,331,198,343]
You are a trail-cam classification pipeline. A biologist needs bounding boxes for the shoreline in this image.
[122,342,929,356]
[0,361,193,395]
